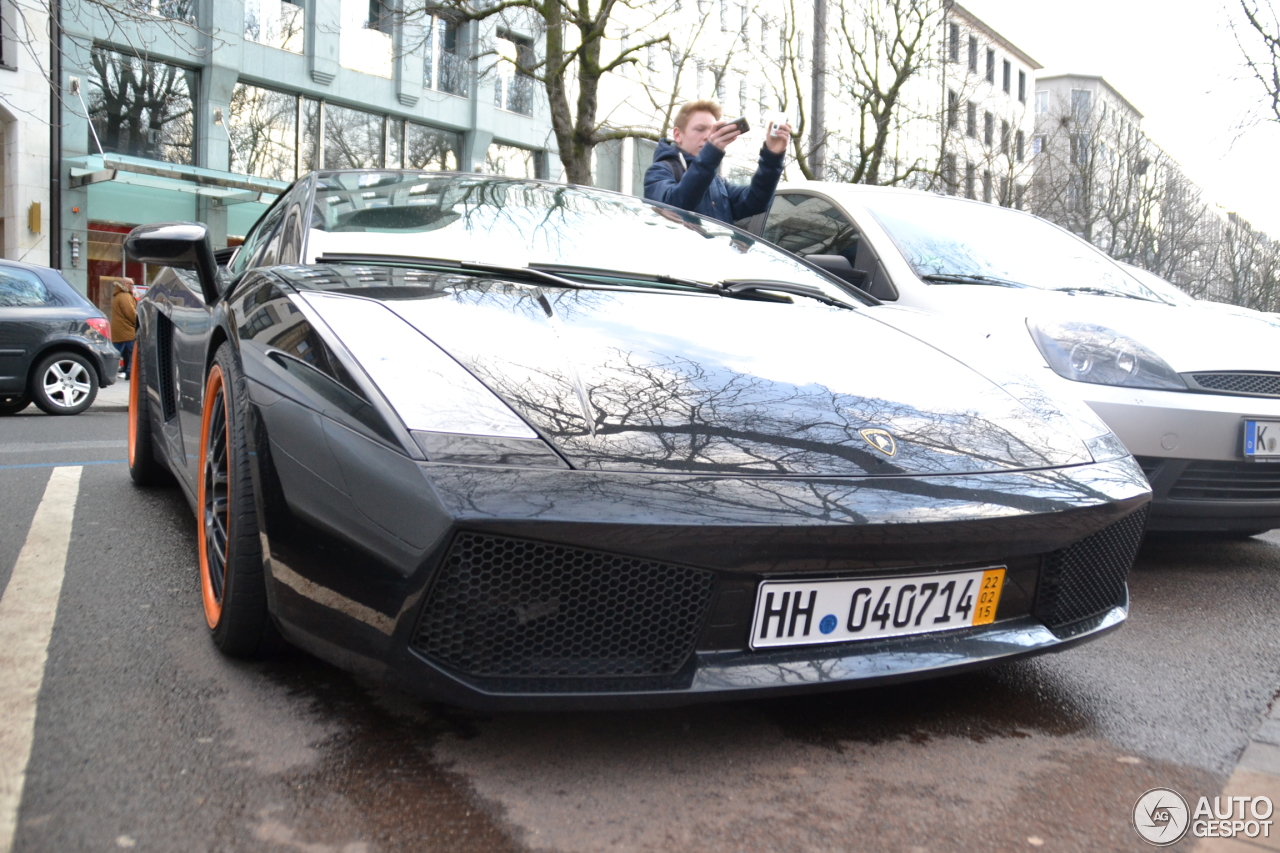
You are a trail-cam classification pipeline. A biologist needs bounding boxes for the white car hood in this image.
[909,286,1280,374]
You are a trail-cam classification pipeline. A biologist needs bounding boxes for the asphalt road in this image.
[4,406,1280,852]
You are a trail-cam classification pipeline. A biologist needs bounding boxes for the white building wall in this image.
[0,0,52,265]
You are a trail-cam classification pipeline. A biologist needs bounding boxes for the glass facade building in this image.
[56,0,553,303]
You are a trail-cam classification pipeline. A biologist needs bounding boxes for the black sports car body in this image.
[126,171,1151,709]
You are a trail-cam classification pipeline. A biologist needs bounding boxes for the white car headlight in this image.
[1028,320,1185,391]
[299,292,538,438]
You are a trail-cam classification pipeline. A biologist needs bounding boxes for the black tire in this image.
[30,351,99,415]
[198,343,279,657]
[127,343,172,486]
[0,393,30,415]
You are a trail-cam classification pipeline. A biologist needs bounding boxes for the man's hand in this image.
[765,121,793,155]
[707,121,742,152]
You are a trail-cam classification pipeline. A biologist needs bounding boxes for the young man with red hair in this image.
[643,100,793,225]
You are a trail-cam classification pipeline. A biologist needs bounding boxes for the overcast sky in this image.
[962,0,1280,238]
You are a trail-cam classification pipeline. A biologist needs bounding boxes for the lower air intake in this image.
[412,533,716,680]
[1034,507,1148,634]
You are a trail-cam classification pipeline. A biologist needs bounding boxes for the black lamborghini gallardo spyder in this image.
[124,170,1150,709]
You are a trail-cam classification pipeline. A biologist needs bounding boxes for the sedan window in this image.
[763,194,860,263]
[0,268,53,307]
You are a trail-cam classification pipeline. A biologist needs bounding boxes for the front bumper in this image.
[254,427,1151,709]
[1080,384,1280,531]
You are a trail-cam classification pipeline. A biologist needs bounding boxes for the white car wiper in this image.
[1052,285,1159,301]
[716,280,855,309]
[920,273,1027,288]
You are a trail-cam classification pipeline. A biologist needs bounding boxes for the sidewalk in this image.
[90,374,130,413]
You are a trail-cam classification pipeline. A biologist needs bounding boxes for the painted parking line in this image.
[0,461,124,471]
[0,466,81,853]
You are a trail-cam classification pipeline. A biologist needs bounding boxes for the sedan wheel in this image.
[31,352,98,415]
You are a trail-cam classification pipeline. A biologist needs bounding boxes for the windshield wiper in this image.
[920,273,1027,288]
[527,263,719,293]
[1052,285,1156,301]
[315,253,590,290]
[717,280,854,309]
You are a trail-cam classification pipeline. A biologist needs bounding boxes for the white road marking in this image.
[0,466,81,853]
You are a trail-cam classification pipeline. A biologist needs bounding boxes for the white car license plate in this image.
[1244,420,1280,457]
[749,567,1006,649]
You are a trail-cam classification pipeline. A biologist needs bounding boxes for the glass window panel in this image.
[485,143,541,178]
[404,122,460,170]
[301,98,321,173]
[438,19,469,96]
[0,268,51,307]
[244,0,304,52]
[324,103,384,169]
[126,0,195,23]
[87,47,198,165]
[228,84,299,181]
[387,118,405,169]
[340,0,393,77]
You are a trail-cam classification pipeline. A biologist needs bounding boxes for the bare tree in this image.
[406,0,673,184]
[1236,0,1280,122]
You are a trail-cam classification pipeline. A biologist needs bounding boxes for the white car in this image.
[745,183,1280,535]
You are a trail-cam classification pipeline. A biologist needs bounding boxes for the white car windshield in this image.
[862,192,1163,301]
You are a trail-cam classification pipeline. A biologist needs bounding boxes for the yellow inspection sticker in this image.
[971,568,1006,626]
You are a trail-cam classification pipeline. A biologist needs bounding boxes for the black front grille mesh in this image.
[1034,508,1147,633]
[1169,461,1280,501]
[1191,372,1280,397]
[412,533,716,680]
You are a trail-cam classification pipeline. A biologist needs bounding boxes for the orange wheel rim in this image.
[127,345,140,467]
[197,366,230,630]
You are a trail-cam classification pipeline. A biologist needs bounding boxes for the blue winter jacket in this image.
[643,138,785,225]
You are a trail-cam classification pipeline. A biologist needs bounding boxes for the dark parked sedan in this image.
[0,258,118,415]
[124,171,1150,710]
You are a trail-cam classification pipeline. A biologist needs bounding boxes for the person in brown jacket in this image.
[110,278,137,379]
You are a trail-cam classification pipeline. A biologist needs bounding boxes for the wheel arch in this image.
[28,338,111,386]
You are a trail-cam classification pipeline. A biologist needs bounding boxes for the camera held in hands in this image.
[721,116,750,134]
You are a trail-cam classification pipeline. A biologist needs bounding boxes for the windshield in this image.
[304,172,855,301]
[861,192,1163,300]
[1121,264,1196,306]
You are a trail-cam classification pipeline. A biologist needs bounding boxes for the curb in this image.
[1194,691,1280,851]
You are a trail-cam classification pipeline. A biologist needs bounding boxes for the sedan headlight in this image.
[1028,320,1185,391]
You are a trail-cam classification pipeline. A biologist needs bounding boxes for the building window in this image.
[1035,90,1048,115]
[948,22,960,62]
[495,32,535,115]
[324,103,385,169]
[943,153,957,194]
[486,143,545,179]
[983,111,993,146]
[87,47,197,165]
[228,83,299,180]
[1002,60,1011,94]
[985,49,994,83]
[1071,89,1092,123]
[1017,130,1026,161]
[244,0,304,53]
[982,169,992,203]
[367,0,393,35]
[714,66,725,102]
[999,175,1009,206]
[719,0,728,31]
[1015,184,1025,210]
[424,14,469,97]
[404,122,462,170]
[1001,119,1010,155]
[947,89,958,129]
[1018,70,1026,102]
[966,101,976,138]
[965,162,975,199]
[1031,133,1042,156]
[968,35,977,73]
[1070,132,1089,165]
[129,0,196,24]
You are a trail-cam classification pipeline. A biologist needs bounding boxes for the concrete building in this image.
[0,0,53,266]
[934,1,1040,206]
[43,0,556,306]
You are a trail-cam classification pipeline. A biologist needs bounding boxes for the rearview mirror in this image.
[124,222,221,305]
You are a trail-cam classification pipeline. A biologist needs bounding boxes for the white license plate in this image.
[1244,420,1280,457]
[749,567,1006,650]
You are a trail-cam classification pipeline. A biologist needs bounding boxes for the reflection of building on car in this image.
[0,258,119,416]
[126,170,1149,710]
[744,183,1280,535]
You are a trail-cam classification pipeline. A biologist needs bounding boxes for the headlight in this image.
[298,292,537,438]
[1028,320,1185,390]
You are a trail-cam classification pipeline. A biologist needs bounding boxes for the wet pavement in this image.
[4,410,1280,852]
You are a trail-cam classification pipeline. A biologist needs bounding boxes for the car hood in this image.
[915,286,1280,374]
[306,273,1095,476]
